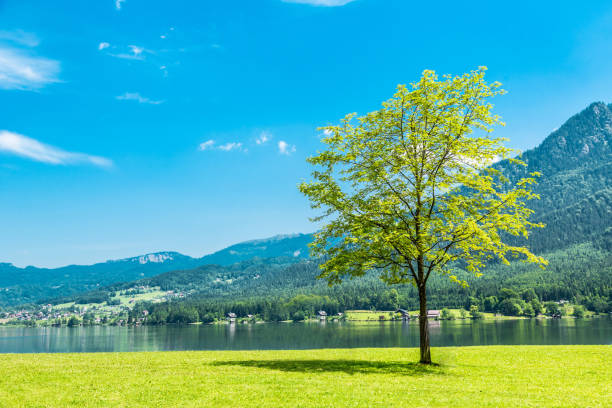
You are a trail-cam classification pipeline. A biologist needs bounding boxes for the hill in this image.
[0,234,312,307]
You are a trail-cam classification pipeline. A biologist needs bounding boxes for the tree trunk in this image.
[418,284,431,364]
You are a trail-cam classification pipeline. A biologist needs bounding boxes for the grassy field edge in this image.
[0,345,610,407]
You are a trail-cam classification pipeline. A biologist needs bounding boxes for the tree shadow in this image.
[213,359,444,376]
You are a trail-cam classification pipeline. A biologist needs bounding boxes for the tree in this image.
[530,298,543,315]
[573,305,586,318]
[544,302,561,317]
[67,316,81,327]
[469,304,482,319]
[300,67,547,364]
[291,311,306,322]
[520,288,538,302]
[483,296,498,312]
[440,308,453,320]
[499,298,523,316]
[499,288,519,301]
[523,303,535,318]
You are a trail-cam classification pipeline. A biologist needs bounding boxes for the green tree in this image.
[544,301,561,317]
[520,288,538,302]
[291,311,306,322]
[299,67,546,364]
[499,299,523,316]
[483,296,498,312]
[499,288,519,301]
[523,303,535,318]
[530,298,543,315]
[469,305,483,319]
[440,308,453,320]
[573,305,586,318]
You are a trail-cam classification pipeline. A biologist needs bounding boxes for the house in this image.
[396,309,410,320]
[427,310,441,320]
[317,311,327,321]
[227,312,237,323]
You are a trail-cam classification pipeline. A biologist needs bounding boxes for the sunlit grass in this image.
[0,346,609,407]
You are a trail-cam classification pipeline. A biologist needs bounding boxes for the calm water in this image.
[0,318,610,353]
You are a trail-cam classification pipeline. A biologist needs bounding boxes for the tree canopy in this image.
[299,67,547,363]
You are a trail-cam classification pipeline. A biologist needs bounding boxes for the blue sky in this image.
[1,0,612,267]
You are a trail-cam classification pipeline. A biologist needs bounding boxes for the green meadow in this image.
[0,345,609,407]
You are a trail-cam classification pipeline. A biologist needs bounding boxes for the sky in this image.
[1,0,612,268]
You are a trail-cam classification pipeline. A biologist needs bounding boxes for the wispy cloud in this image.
[116,92,164,105]
[198,140,243,152]
[256,131,271,145]
[129,45,143,56]
[278,140,296,155]
[0,46,60,90]
[198,140,215,151]
[98,42,110,50]
[109,45,147,60]
[219,142,243,151]
[115,0,125,10]
[0,130,112,167]
[282,0,356,6]
[0,30,39,47]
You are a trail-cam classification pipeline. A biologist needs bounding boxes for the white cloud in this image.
[198,140,215,151]
[0,46,60,90]
[218,142,243,152]
[111,45,146,60]
[115,0,125,10]
[282,0,356,6]
[116,92,164,105]
[278,140,296,155]
[0,30,39,47]
[0,130,112,167]
[129,45,143,56]
[98,42,110,50]
[256,131,271,145]
[198,140,244,152]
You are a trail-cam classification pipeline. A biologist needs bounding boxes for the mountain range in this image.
[0,233,313,306]
[1,102,611,308]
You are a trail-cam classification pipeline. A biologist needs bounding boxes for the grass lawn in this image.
[0,346,609,407]
[344,309,525,321]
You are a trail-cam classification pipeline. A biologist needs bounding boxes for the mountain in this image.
[197,233,313,265]
[3,103,611,310]
[495,102,612,253]
[0,234,313,307]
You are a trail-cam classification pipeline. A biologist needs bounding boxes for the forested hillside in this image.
[2,103,611,313]
[0,234,312,306]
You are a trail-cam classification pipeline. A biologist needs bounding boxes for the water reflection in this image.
[0,317,609,353]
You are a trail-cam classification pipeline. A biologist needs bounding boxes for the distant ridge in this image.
[0,233,314,306]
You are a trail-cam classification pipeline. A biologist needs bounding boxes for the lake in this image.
[0,317,610,353]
